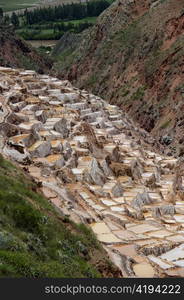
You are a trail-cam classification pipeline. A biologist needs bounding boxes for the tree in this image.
[0,7,3,17]
[4,15,10,25]
[11,12,19,28]
[0,7,3,23]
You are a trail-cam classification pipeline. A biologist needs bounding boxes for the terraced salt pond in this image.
[1,66,184,277]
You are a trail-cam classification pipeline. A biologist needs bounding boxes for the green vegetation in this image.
[0,154,109,278]
[175,84,184,92]
[121,90,130,97]
[1,0,109,40]
[0,0,36,12]
[120,85,131,98]
[16,17,97,40]
[0,0,91,12]
[11,12,19,27]
[159,119,171,129]
[22,1,109,25]
[86,74,98,87]
[131,86,146,101]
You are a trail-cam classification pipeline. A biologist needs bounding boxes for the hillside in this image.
[1,66,184,278]
[53,0,184,157]
[0,150,118,278]
[0,0,37,12]
[1,0,81,12]
[0,25,51,73]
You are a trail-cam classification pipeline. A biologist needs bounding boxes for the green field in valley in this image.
[16,16,97,40]
[0,0,37,12]
[0,0,84,12]
[62,16,97,25]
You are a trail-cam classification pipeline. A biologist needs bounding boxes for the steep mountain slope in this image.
[53,0,184,156]
[0,26,51,73]
[0,153,119,278]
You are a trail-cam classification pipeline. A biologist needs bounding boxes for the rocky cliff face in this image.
[1,66,184,277]
[53,0,184,157]
[0,26,51,73]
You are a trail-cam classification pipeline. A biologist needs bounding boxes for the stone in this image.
[111,182,124,197]
[3,147,30,164]
[9,101,26,112]
[110,161,132,177]
[88,158,106,186]
[92,188,111,198]
[57,167,76,183]
[7,91,24,103]
[63,92,79,103]
[40,154,64,166]
[111,146,122,162]
[0,123,19,137]
[51,140,63,152]
[172,172,183,193]
[63,147,73,161]
[6,112,29,125]
[153,205,175,218]
[22,104,40,112]
[66,154,78,168]
[62,140,71,150]
[23,130,40,148]
[19,121,42,133]
[29,141,51,157]
[132,191,153,209]
[144,173,157,188]
[35,110,47,123]
[53,118,69,138]
[25,96,40,104]
[55,157,65,168]
[131,159,143,181]
[101,159,114,177]
[162,135,172,146]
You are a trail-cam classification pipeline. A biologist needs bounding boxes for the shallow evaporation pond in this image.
[133,263,155,278]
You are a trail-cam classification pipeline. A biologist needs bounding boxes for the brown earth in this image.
[53,0,184,157]
[0,25,51,73]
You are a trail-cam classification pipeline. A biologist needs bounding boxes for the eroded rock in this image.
[112,182,124,197]
[29,141,51,157]
[54,118,69,138]
[88,158,106,186]
[132,192,154,209]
